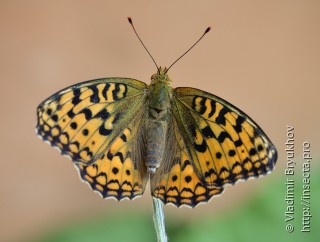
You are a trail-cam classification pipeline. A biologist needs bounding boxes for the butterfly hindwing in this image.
[171,87,277,189]
[151,122,224,207]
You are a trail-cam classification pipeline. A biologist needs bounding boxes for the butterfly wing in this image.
[37,78,149,200]
[75,113,149,200]
[151,121,224,207]
[172,87,277,188]
[151,86,277,207]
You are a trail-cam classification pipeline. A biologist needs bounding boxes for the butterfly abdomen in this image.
[145,120,168,173]
[145,75,172,173]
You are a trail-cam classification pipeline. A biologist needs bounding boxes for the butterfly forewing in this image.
[171,87,277,189]
[37,78,147,165]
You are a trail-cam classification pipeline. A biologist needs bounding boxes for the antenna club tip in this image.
[127,17,133,24]
[205,26,211,34]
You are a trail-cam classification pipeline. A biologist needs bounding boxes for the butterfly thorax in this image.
[145,68,173,173]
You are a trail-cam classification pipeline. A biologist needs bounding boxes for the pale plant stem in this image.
[152,197,168,242]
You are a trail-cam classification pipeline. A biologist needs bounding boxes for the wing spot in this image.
[228,149,236,157]
[194,140,207,153]
[216,152,222,159]
[234,139,243,147]
[215,108,228,125]
[96,109,110,119]
[82,129,89,136]
[51,114,58,122]
[46,108,52,115]
[249,148,257,156]
[120,134,127,142]
[70,122,77,130]
[185,176,192,183]
[172,175,178,182]
[67,110,75,118]
[257,144,264,152]
[202,126,215,138]
[99,124,112,136]
[81,108,93,120]
[112,167,119,174]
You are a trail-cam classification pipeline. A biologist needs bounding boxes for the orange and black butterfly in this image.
[36,18,277,207]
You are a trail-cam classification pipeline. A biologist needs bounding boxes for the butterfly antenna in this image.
[128,17,159,71]
[165,26,211,74]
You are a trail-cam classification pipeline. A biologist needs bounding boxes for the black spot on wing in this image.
[216,152,222,159]
[67,109,75,118]
[51,114,58,122]
[204,168,216,178]
[70,122,77,130]
[215,107,229,125]
[98,111,121,136]
[102,83,110,100]
[198,97,206,115]
[181,160,191,171]
[234,115,246,132]
[201,126,215,138]
[217,131,232,143]
[46,108,52,115]
[113,112,121,123]
[81,108,93,120]
[249,148,257,156]
[107,150,113,160]
[208,100,216,118]
[72,89,81,105]
[184,176,192,183]
[82,129,89,136]
[112,167,119,174]
[89,85,100,103]
[114,152,125,163]
[99,124,112,136]
[234,139,243,147]
[257,144,264,151]
[112,84,120,100]
[122,84,128,98]
[96,109,110,119]
[194,140,207,153]
[228,149,236,157]
[120,134,127,142]
[192,96,207,115]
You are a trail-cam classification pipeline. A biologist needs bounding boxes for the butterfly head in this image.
[151,67,172,85]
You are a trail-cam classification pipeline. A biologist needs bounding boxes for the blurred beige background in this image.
[1,1,319,241]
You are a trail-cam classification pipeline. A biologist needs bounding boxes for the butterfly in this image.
[36,18,277,207]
